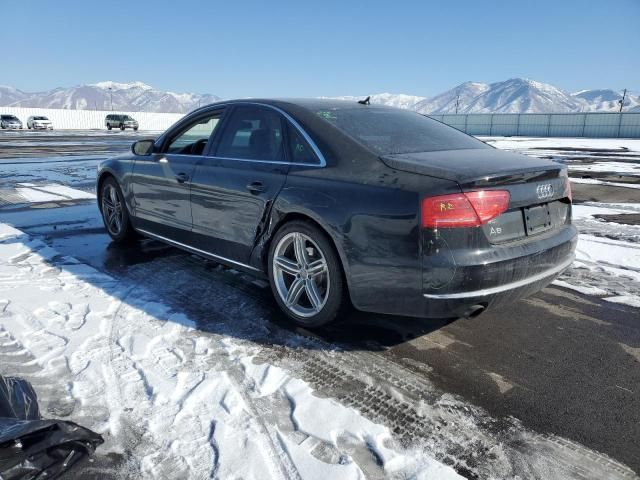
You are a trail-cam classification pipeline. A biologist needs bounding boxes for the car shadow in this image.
[34,228,455,352]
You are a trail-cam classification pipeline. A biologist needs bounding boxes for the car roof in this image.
[198,97,394,113]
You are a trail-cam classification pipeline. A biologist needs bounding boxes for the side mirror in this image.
[132,139,155,156]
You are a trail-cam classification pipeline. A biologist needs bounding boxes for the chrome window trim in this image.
[174,101,327,167]
[136,228,261,273]
[160,152,322,168]
[423,254,575,300]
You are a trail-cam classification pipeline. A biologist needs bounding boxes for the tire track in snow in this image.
[113,255,638,479]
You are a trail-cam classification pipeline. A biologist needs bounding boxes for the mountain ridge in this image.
[0,79,637,114]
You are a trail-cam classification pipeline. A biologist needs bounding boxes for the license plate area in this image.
[524,204,553,235]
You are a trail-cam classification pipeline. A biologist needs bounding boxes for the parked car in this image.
[105,114,139,131]
[0,115,23,129]
[96,99,577,327]
[27,116,53,130]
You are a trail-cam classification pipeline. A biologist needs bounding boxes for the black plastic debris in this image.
[0,375,103,480]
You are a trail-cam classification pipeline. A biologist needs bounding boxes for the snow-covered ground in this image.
[482,136,640,153]
[554,202,640,306]
[0,222,462,479]
[1,217,635,479]
[482,136,640,307]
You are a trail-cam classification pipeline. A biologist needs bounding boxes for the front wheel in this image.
[268,221,348,327]
[120,124,125,131]
[99,177,136,243]
[107,124,112,130]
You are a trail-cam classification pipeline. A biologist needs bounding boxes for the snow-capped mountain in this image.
[2,82,221,113]
[412,82,490,114]
[468,78,582,113]
[415,78,584,114]
[571,89,639,112]
[1,79,636,114]
[0,85,29,106]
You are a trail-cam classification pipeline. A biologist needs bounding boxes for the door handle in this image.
[175,172,190,183]
[246,182,265,194]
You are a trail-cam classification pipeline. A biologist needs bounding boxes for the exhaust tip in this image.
[462,304,486,319]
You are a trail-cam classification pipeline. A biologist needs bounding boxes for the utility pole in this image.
[618,89,627,113]
[108,87,113,111]
[454,90,461,114]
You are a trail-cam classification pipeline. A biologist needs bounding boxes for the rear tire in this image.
[268,221,348,328]
[99,176,136,243]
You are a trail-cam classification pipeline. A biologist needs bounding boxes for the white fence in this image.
[4,107,640,139]
[430,112,640,138]
[0,107,185,131]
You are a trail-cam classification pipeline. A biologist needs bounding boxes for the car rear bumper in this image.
[421,252,574,317]
[418,225,578,318]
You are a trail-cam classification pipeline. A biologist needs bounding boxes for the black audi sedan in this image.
[97,99,577,327]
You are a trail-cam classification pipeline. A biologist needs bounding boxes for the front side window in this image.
[216,106,284,161]
[165,112,222,155]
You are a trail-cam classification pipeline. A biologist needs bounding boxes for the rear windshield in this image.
[314,107,489,155]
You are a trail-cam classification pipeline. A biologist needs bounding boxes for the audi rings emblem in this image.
[536,183,554,200]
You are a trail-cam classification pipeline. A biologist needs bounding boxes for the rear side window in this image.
[287,123,318,164]
[216,106,284,161]
[314,107,489,155]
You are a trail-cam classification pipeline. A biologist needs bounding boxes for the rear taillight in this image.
[564,180,572,202]
[421,190,510,228]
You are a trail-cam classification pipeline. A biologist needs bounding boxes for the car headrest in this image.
[249,128,272,159]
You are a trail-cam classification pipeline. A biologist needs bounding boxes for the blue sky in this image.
[2,0,639,97]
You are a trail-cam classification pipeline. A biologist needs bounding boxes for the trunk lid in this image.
[380,148,562,186]
[385,148,572,243]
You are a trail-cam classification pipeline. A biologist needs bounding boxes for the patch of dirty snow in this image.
[0,222,461,480]
[570,177,640,190]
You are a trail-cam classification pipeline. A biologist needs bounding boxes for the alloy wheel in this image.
[272,232,330,318]
[102,184,123,236]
